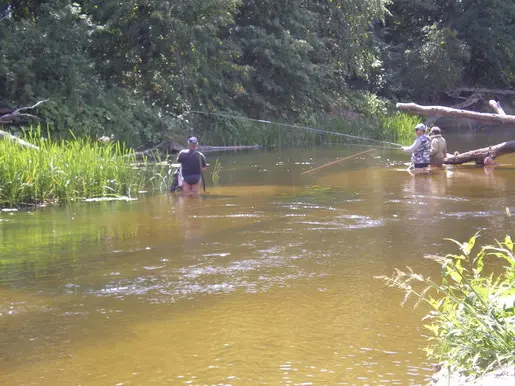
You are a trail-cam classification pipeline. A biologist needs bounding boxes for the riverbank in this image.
[430,366,515,386]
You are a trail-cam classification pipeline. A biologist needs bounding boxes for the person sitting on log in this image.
[402,123,431,172]
[429,127,447,168]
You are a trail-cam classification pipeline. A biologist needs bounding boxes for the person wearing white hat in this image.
[401,123,431,171]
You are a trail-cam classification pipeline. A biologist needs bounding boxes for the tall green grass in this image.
[379,113,421,145]
[0,129,148,206]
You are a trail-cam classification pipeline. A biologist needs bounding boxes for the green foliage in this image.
[456,0,515,86]
[377,234,515,377]
[1,0,514,146]
[0,0,182,146]
[381,0,515,98]
[229,0,388,119]
[0,128,148,206]
[403,26,470,100]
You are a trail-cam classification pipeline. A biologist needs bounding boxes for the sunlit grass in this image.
[379,112,421,145]
[0,129,150,207]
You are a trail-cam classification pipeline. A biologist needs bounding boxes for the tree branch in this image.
[453,88,515,96]
[0,99,49,124]
[0,99,48,149]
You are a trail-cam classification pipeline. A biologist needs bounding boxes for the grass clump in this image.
[379,112,421,145]
[377,233,515,378]
[0,129,148,207]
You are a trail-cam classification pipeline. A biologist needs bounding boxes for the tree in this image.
[0,0,179,146]
[454,0,515,86]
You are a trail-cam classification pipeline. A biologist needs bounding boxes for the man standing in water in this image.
[402,123,431,173]
[176,137,207,196]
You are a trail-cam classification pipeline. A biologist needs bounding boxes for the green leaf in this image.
[449,270,462,284]
[424,324,440,336]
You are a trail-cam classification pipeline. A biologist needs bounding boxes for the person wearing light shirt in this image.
[402,123,431,171]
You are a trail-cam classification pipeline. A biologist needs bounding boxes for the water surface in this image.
[1,133,514,385]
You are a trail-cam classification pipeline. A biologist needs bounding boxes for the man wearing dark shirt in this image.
[176,137,207,196]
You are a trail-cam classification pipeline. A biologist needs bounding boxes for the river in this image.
[1,132,514,385]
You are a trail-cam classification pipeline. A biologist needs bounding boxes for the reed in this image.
[379,112,421,145]
[0,128,148,206]
[211,158,223,185]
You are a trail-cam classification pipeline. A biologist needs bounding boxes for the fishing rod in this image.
[190,110,404,148]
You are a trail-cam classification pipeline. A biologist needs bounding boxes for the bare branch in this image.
[0,99,49,125]
[9,99,49,115]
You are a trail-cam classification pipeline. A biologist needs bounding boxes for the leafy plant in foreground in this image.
[376,234,515,377]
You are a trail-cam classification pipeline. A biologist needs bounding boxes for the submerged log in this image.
[396,103,515,125]
[198,144,260,153]
[132,138,183,159]
[133,139,260,159]
[444,141,515,165]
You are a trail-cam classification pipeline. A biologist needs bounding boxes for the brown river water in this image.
[1,132,514,385]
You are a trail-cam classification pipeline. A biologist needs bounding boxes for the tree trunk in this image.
[396,103,515,125]
[444,141,515,165]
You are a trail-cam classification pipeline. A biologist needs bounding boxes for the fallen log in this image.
[396,103,515,125]
[0,129,39,149]
[444,141,515,165]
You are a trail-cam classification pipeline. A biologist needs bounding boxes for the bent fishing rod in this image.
[190,110,404,149]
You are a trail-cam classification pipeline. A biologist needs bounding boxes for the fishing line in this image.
[190,110,404,148]
[331,143,401,151]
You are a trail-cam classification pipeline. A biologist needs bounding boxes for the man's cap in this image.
[414,123,427,131]
[187,136,198,144]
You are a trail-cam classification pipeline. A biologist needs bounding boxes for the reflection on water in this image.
[1,137,515,385]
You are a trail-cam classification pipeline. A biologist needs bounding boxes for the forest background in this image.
[1,0,514,148]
